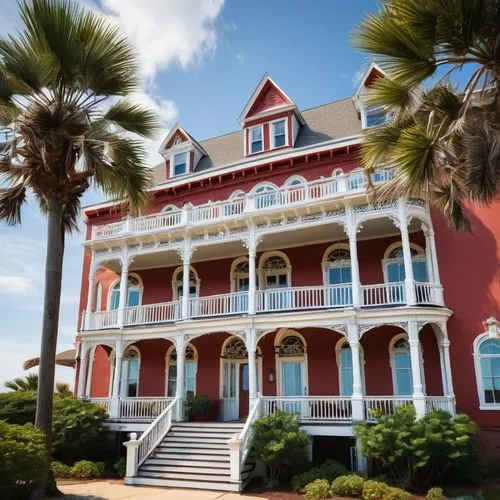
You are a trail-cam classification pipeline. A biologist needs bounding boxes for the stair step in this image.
[169,431,236,439]
[126,476,241,492]
[161,438,229,447]
[138,470,232,482]
[172,422,243,429]
[154,448,229,456]
[141,464,230,474]
[145,458,229,468]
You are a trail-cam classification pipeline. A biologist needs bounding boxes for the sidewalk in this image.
[58,479,270,500]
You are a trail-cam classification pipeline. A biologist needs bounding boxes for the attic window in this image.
[250,126,263,154]
[271,119,286,148]
[174,152,188,176]
[366,106,387,128]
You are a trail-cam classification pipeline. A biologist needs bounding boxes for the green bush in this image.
[114,457,126,478]
[385,486,411,500]
[303,479,332,500]
[363,480,390,500]
[0,391,37,424]
[70,460,102,479]
[427,487,445,500]
[0,420,46,499]
[291,459,348,493]
[356,405,479,489]
[251,410,310,486]
[51,460,72,478]
[331,474,366,497]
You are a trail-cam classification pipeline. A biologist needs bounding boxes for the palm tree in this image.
[55,382,71,394]
[352,0,500,231]
[5,373,39,391]
[0,0,159,495]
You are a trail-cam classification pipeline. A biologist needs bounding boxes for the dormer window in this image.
[250,126,263,154]
[365,106,387,128]
[174,152,188,176]
[271,119,286,148]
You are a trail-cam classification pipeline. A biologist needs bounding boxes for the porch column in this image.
[441,339,455,398]
[77,341,88,397]
[345,206,361,307]
[85,346,96,396]
[85,260,96,330]
[348,322,364,420]
[246,328,258,406]
[181,239,192,320]
[408,321,426,418]
[174,335,186,421]
[246,228,259,315]
[110,339,123,418]
[398,200,416,305]
[117,251,129,327]
[424,227,444,304]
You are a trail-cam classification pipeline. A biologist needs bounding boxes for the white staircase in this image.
[129,422,254,491]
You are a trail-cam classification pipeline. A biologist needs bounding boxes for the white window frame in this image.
[249,124,264,154]
[230,257,250,293]
[165,343,198,398]
[121,345,141,398]
[473,333,500,410]
[322,243,351,286]
[364,105,388,128]
[335,338,365,396]
[172,265,200,300]
[258,251,292,290]
[107,273,143,311]
[270,117,288,149]
[389,333,425,396]
[169,144,192,178]
[382,242,428,283]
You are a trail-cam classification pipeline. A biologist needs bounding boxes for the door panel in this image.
[222,362,238,421]
[239,363,249,419]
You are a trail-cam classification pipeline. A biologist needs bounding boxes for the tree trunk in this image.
[31,197,65,499]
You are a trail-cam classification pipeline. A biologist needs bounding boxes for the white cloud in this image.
[99,0,226,80]
[0,275,34,295]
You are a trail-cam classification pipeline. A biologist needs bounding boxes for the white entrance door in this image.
[222,361,238,421]
[280,360,306,415]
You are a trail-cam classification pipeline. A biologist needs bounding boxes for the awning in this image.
[23,349,77,370]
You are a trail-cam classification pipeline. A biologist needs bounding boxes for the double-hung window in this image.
[366,106,387,128]
[272,120,286,148]
[250,126,263,153]
[173,152,188,176]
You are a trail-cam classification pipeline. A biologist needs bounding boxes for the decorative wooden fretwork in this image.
[326,249,350,263]
[262,255,287,270]
[234,261,249,274]
[224,337,248,359]
[278,336,305,357]
[169,345,195,362]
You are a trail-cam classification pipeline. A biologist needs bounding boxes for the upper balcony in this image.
[87,168,395,245]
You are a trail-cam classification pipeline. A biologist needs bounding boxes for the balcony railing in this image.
[82,282,443,330]
[261,396,352,421]
[119,397,174,420]
[90,168,394,241]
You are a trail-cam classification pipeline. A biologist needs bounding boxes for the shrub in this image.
[304,479,332,500]
[291,459,347,493]
[70,460,102,479]
[114,457,126,478]
[385,486,411,500]
[427,487,445,500]
[0,391,37,425]
[356,405,479,489]
[363,480,390,500]
[252,410,310,486]
[51,461,72,478]
[0,420,46,499]
[331,474,365,497]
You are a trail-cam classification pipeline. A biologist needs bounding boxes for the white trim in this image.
[283,175,306,187]
[269,116,289,150]
[95,281,102,312]
[169,148,191,178]
[165,343,198,398]
[107,272,143,311]
[248,124,264,155]
[335,338,365,396]
[172,265,200,300]
[122,345,141,398]
[473,333,500,409]
[161,204,179,213]
[258,250,292,289]
[322,243,351,286]
[230,256,250,293]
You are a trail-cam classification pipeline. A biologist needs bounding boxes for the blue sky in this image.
[0,0,379,388]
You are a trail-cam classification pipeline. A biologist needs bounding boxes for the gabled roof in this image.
[158,123,207,156]
[353,62,386,99]
[239,73,304,125]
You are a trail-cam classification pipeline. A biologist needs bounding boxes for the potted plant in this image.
[188,395,210,421]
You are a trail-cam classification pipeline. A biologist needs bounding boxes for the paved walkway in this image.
[58,479,268,500]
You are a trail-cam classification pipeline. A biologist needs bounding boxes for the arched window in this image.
[332,168,343,177]
[323,244,352,306]
[336,339,365,397]
[284,176,306,188]
[259,252,291,310]
[383,243,428,283]
[474,336,500,407]
[122,346,140,397]
[348,168,366,191]
[253,183,279,209]
[231,258,250,312]
[275,331,307,398]
[172,266,200,300]
[390,336,413,396]
[161,204,178,213]
[166,344,197,398]
[109,274,142,310]
[283,176,306,203]
[225,190,245,216]
[223,337,248,359]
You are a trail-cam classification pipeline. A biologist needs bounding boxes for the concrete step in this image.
[126,476,241,492]
[161,437,230,446]
[138,470,232,482]
[145,458,229,468]
[172,422,243,429]
[153,448,229,457]
[141,464,231,474]
[169,431,236,439]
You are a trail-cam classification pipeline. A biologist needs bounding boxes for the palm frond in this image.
[361,122,405,171]
[103,99,161,138]
[362,77,419,114]
[433,179,471,232]
[0,183,27,225]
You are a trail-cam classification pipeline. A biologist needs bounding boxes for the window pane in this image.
[273,120,286,147]
[413,261,428,282]
[110,290,120,310]
[241,364,249,391]
[396,369,412,395]
[251,127,262,141]
[492,358,500,377]
[250,127,263,153]
[366,108,387,127]
[388,263,405,282]
[480,339,500,355]
[174,153,187,175]
[168,365,177,397]
[395,352,411,369]
[481,358,492,377]
[185,363,196,397]
[341,368,353,396]
[127,290,140,307]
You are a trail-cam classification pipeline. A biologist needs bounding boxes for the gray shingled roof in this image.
[152,97,360,186]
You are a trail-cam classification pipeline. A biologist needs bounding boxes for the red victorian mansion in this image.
[74,64,500,491]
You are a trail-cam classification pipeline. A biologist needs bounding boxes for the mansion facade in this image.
[74,64,500,491]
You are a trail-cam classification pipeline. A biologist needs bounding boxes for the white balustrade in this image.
[362,282,406,306]
[90,169,394,241]
[261,396,352,421]
[89,398,111,414]
[425,396,455,415]
[415,282,441,305]
[85,309,118,329]
[119,397,174,420]
[123,301,181,326]
[364,397,413,419]
[188,291,249,317]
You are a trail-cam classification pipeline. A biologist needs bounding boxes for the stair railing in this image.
[123,396,180,478]
[228,395,262,483]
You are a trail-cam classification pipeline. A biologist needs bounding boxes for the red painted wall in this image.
[89,346,112,397]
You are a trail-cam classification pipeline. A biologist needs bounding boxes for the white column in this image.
[85,263,96,330]
[77,342,88,397]
[246,328,258,406]
[117,253,129,327]
[85,346,96,396]
[110,340,123,418]
[398,200,416,305]
[348,322,364,420]
[181,239,192,320]
[175,335,186,421]
[408,321,425,418]
[424,230,435,283]
[124,432,139,478]
[441,339,454,398]
[345,206,361,307]
[248,236,257,315]
[425,227,444,304]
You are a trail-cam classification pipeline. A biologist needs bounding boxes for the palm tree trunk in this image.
[31,197,65,499]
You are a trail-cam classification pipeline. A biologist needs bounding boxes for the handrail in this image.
[238,396,262,467]
[136,396,179,467]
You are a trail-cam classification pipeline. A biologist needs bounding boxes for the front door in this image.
[239,363,249,418]
[281,360,306,414]
[222,361,238,421]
